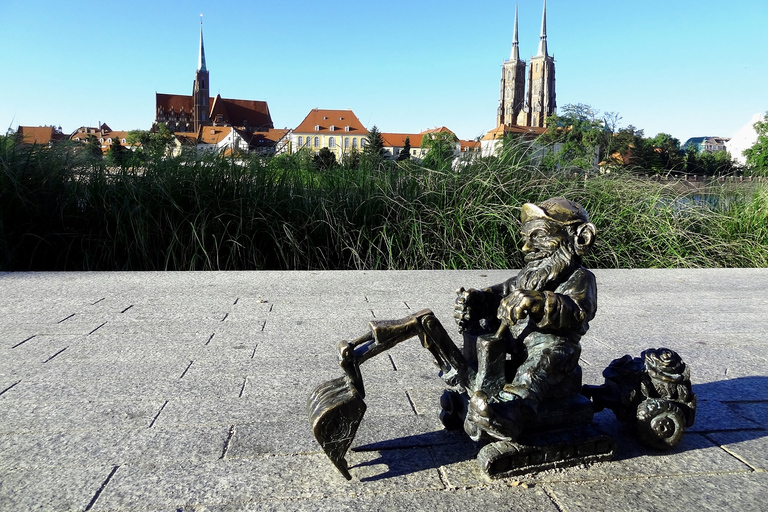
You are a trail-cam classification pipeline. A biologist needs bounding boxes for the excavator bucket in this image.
[307,310,470,480]
[307,376,367,480]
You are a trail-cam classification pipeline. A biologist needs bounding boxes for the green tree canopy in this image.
[744,112,768,174]
[420,131,457,170]
[127,123,174,160]
[106,135,128,166]
[313,147,337,171]
[397,136,411,161]
[540,103,607,170]
[363,125,384,158]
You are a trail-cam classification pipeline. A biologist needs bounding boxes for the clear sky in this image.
[1,0,765,144]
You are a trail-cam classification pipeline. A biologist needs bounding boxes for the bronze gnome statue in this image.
[307,197,696,480]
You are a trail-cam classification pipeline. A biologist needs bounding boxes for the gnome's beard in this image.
[516,244,577,292]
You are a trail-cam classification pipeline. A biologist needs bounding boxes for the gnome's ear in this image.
[574,222,596,255]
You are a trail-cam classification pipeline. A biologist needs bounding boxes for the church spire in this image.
[198,15,207,72]
[510,3,520,61]
[536,0,548,57]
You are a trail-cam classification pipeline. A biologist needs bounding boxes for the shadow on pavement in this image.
[343,376,768,480]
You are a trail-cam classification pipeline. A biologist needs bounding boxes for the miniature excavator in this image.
[307,198,696,480]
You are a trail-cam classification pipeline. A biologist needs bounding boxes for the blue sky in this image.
[1,0,765,143]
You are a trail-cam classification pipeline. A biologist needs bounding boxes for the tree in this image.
[313,147,337,171]
[683,145,738,176]
[83,134,103,160]
[127,123,174,160]
[540,104,606,171]
[343,147,360,169]
[362,125,385,168]
[744,112,768,174]
[420,131,457,170]
[397,136,411,161]
[648,133,683,172]
[106,135,128,166]
[363,125,384,156]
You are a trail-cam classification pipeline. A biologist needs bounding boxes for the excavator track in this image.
[477,426,615,478]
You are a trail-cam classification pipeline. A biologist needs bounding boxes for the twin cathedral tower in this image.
[496,1,556,129]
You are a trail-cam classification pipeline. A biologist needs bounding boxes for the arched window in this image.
[344,137,350,149]
[360,139,366,147]
[298,136,303,146]
[352,138,358,148]
[329,137,335,148]
[314,136,319,147]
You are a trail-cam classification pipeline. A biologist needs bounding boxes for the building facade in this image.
[496,0,556,130]
[289,109,369,163]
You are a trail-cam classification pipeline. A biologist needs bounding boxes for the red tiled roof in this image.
[199,126,232,145]
[381,133,424,147]
[244,128,290,146]
[17,126,66,145]
[294,109,367,135]
[421,126,454,135]
[460,140,481,151]
[156,93,273,130]
[155,93,194,113]
[209,95,272,130]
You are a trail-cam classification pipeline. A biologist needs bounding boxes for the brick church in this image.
[154,20,273,135]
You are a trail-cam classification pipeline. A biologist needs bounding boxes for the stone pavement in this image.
[1,269,767,511]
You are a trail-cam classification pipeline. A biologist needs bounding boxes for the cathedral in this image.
[496,1,556,129]
[154,19,274,135]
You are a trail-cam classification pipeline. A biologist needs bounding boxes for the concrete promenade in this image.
[1,269,768,511]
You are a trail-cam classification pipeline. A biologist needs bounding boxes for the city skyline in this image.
[1,0,765,144]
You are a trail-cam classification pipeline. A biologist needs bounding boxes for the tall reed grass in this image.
[1,138,766,270]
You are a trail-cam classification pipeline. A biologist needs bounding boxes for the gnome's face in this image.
[520,219,568,263]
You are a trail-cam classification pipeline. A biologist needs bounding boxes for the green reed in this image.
[1,137,765,270]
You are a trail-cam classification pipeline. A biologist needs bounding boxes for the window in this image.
[314,136,319,147]
[315,125,320,131]
[360,139,366,147]
[345,126,350,132]
[298,136,303,146]
[330,125,335,131]
[344,137,350,149]
[329,137,335,148]
[352,138,358,148]
[99,138,104,143]
[107,138,112,143]
[121,139,126,144]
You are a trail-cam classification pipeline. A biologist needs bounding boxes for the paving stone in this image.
[545,472,768,512]
[93,453,443,510]
[705,429,768,470]
[0,399,166,433]
[0,464,114,512]
[688,399,762,432]
[0,425,231,468]
[726,400,768,426]
[162,485,559,512]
